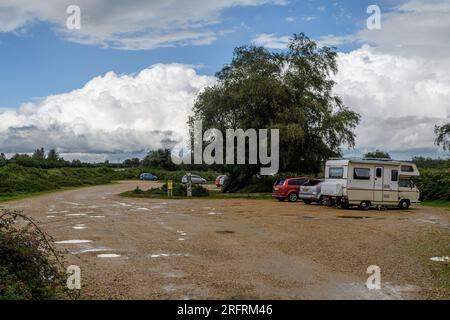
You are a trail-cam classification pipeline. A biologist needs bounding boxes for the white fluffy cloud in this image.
[0,64,215,155]
[334,45,450,158]
[255,0,450,158]
[0,0,286,50]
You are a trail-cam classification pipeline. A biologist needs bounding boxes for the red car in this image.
[272,177,309,202]
[215,175,226,188]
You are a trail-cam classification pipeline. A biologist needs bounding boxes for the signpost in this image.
[186,172,192,197]
[167,180,173,197]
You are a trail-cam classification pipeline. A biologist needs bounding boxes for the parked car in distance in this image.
[215,175,227,188]
[299,179,323,204]
[181,174,207,184]
[139,173,158,181]
[272,177,308,202]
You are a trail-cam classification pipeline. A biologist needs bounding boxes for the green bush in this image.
[0,210,74,300]
[414,168,450,201]
[146,182,209,197]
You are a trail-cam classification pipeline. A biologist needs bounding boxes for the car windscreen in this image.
[274,179,285,186]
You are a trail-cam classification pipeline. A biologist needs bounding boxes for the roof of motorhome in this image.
[326,158,402,166]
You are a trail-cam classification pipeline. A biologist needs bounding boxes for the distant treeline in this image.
[0,148,221,172]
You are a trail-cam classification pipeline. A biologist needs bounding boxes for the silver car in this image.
[181,174,206,184]
[299,179,323,204]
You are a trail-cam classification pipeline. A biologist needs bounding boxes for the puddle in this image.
[147,253,190,258]
[178,238,186,241]
[97,254,121,258]
[74,246,112,254]
[66,213,88,217]
[55,240,92,244]
[46,215,56,218]
[338,216,370,220]
[302,216,315,220]
[65,202,83,206]
[116,202,132,207]
[430,256,449,262]
[216,230,235,234]
[208,212,222,215]
[72,224,87,230]
[136,208,151,211]
[90,215,105,218]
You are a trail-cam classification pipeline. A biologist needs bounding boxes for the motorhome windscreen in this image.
[329,167,344,178]
[399,179,414,188]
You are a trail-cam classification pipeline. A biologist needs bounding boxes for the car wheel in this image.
[359,201,371,210]
[303,200,312,204]
[318,196,325,205]
[398,199,410,210]
[288,192,298,202]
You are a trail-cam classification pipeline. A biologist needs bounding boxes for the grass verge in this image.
[120,189,273,200]
[421,201,450,209]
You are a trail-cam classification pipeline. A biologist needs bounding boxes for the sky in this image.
[0,0,449,162]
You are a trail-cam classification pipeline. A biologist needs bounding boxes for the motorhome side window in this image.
[391,170,399,182]
[376,168,382,178]
[329,167,343,178]
[353,168,370,180]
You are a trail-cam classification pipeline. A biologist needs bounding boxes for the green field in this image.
[0,164,221,202]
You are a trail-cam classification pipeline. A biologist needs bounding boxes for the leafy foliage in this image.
[434,123,450,150]
[142,149,176,170]
[414,168,450,201]
[190,33,360,192]
[0,210,74,300]
[364,150,391,159]
[132,182,209,197]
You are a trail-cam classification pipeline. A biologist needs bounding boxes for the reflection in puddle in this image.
[72,224,87,230]
[97,254,121,258]
[55,240,92,244]
[66,213,88,216]
[74,246,112,254]
[338,216,370,220]
[430,256,449,262]
[147,253,190,258]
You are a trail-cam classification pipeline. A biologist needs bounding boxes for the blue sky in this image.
[0,0,382,107]
[0,0,448,161]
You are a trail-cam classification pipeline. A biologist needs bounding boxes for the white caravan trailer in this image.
[321,158,420,209]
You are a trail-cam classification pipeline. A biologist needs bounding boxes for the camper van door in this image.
[374,167,383,202]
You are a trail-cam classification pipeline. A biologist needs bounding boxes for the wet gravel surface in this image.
[2,181,449,299]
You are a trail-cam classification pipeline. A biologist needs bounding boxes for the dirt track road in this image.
[2,181,449,299]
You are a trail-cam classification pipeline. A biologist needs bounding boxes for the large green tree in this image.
[190,33,360,192]
[434,123,450,151]
[364,150,391,159]
[142,148,176,170]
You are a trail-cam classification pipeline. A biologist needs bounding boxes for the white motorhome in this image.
[321,158,420,209]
